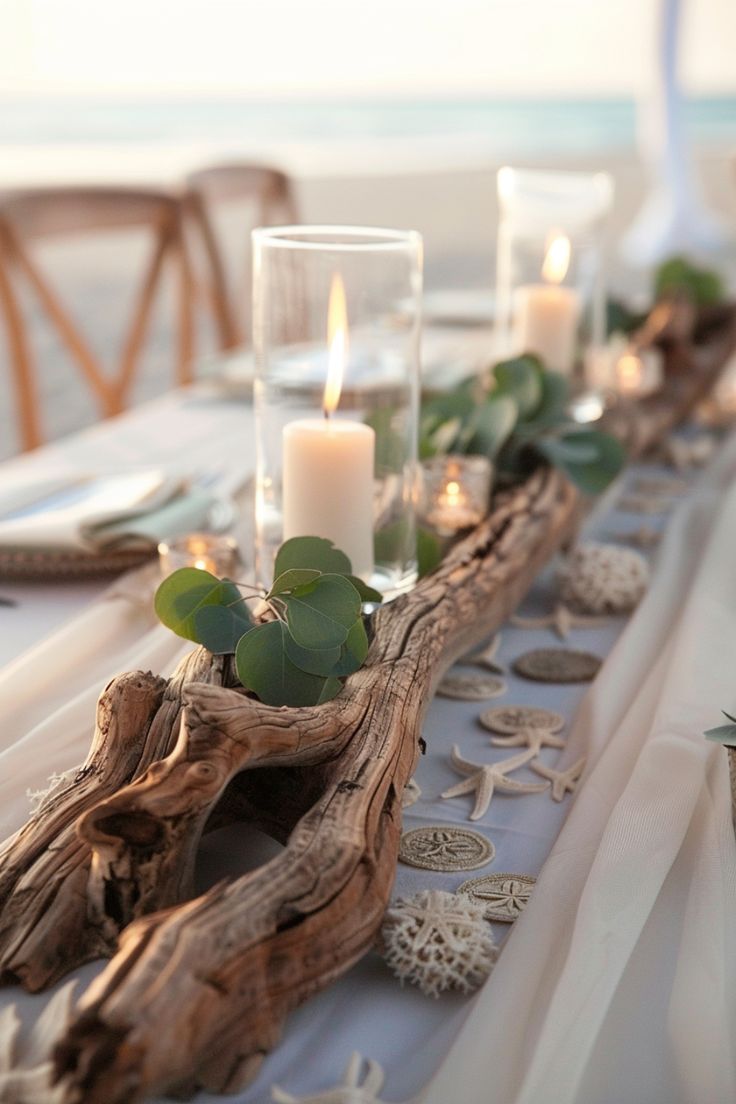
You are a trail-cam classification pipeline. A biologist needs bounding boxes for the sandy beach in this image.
[1,143,735,460]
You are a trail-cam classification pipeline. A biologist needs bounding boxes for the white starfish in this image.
[511,603,608,640]
[490,727,566,754]
[441,745,548,820]
[462,633,505,674]
[530,756,587,801]
[272,1053,386,1104]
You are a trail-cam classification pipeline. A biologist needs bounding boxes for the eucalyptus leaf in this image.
[282,573,361,650]
[284,633,342,676]
[329,618,370,677]
[417,526,443,578]
[654,255,724,307]
[536,430,625,495]
[704,722,736,746]
[528,370,570,427]
[235,621,342,707]
[492,355,544,420]
[192,603,253,655]
[365,408,406,474]
[154,569,248,643]
[274,536,352,579]
[345,575,384,604]
[374,517,414,566]
[268,568,321,598]
[464,395,517,459]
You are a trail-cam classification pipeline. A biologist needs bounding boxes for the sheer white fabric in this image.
[421,434,736,1104]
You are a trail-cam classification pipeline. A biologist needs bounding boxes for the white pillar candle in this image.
[514,284,581,375]
[514,232,581,375]
[282,419,375,577]
[281,272,376,580]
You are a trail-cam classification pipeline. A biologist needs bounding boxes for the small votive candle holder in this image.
[420,456,494,537]
[584,335,664,399]
[158,533,240,578]
[495,167,613,380]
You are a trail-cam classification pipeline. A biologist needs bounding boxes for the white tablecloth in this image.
[0,385,733,1104]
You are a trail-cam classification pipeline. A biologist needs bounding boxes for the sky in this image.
[1,0,735,100]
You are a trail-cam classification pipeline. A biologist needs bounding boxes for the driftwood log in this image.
[0,302,733,1102]
[28,466,571,1104]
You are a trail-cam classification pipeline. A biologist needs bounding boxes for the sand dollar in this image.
[512,648,602,684]
[478,705,565,735]
[399,826,494,872]
[437,672,507,701]
[458,872,536,922]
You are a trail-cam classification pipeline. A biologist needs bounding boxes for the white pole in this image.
[620,0,728,265]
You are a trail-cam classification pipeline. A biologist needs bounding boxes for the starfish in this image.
[490,726,566,754]
[461,633,505,674]
[441,745,548,820]
[511,603,608,640]
[530,756,587,801]
[272,1053,387,1104]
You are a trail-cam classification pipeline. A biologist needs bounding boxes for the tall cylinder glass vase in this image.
[252,225,422,600]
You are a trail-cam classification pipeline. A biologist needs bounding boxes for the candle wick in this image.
[323,408,330,423]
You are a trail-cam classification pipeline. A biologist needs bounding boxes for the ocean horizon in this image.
[2,94,735,158]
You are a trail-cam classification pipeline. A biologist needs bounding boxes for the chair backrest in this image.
[0,186,194,452]
[184,163,298,349]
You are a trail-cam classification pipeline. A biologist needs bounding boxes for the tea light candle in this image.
[158,533,240,577]
[615,349,664,398]
[421,456,493,536]
[515,233,581,375]
[282,275,375,578]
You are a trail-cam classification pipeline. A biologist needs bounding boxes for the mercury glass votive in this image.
[420,456,494,537]
[495,167,614,380]
[252,226,422,599]
[158,533,240,577]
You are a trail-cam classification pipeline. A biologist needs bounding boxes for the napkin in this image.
[0,471,216,553]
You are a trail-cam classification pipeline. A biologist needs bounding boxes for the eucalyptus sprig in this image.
[704,710,736,746]
[154,537,382,708]
[421,354,625,495]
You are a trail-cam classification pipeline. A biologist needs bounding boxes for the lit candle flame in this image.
[616,353,643,392]
[323,273,349,417]
[541,233,571,284]
[445,480,461,505]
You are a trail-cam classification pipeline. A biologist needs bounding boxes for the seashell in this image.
[381,889,498,997]
[558,541,649,615]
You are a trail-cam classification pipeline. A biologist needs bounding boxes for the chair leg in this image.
[0,251,42,451]
[185,194,239,351]
[174,208,195,387]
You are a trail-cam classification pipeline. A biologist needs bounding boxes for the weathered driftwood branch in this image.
[0,649,227,991]
[45,467,576,1103]
[0,300,731,1102]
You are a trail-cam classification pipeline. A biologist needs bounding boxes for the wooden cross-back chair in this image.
[184,163,298,350]
[0,186,194,452]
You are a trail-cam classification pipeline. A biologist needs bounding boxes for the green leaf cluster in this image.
[154,536,383,709]
[420,354,626,500]
[654,255,725,308]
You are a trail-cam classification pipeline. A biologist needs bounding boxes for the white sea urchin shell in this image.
[380,889,498,998]
[558,542,649,615]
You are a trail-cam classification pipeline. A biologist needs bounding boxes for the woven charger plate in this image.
[0,546,156,582]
